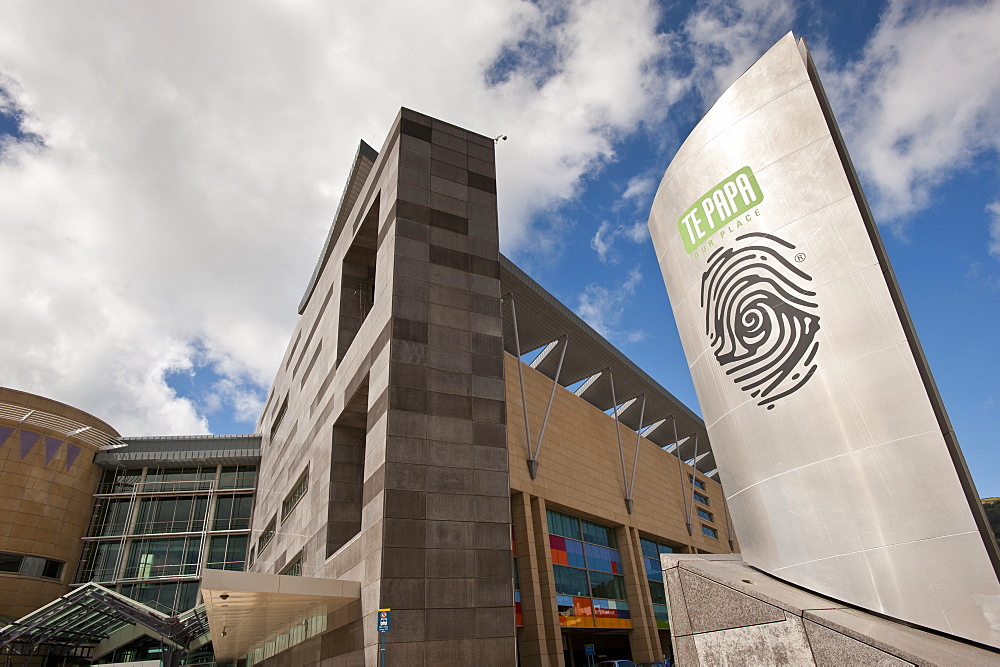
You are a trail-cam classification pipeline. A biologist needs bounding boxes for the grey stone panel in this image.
[663,555,1000,666]
[804,619,912,666]
[678,568,786,633]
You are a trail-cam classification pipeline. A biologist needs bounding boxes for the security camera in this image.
[220,631,228,638]
[220,594,229,600]
[494,134,507,143]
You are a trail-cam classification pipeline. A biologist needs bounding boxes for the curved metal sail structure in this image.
[648,32,1000,647]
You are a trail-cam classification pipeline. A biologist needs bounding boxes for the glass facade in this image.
[78,464,256,614]
[641,537,674,629]
[547,509,631,628]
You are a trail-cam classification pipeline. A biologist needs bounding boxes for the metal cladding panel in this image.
[648,33,1000,647]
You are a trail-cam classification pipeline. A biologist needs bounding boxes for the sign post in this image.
[377,608,391,667]
[584,643,595,667]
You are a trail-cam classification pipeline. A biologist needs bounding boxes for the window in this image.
[42,560,63,580]
[135,496,209,534]
[206,535,249,571]
[144,467,215,492]
[693,491,710,506]
[89,498,132,537]
[547,509,631,629]
[0,552,64,580]
[123,537,201,579]
[0,553,21,573]
[282,470,309,521]
[640,537,676,629]
[98,469,142,494]
[120,581,199,615]
[259,516,277,553]
[689,475,706,491]
[219,465,257,490]
[270,395,288,438]
[77,542,122,582]
[697,508,713,522]
[214,494,254,531]
[280,556,302,577]
[702,525,719,539]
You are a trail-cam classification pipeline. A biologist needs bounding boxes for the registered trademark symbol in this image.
[794,253,806,262]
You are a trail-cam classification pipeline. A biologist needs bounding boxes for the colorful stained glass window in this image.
[547,509,631,629]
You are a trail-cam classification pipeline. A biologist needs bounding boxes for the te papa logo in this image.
[677,166,763,256]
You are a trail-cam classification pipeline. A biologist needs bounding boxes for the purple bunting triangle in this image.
[19,431,41,460]
[44,436,63,465]
[0,425,14,448]
[65,443,82,470]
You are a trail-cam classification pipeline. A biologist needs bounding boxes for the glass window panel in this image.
[640,538,659,560]
[42,560,63,580]
[0,553,22,573]
[564,539,586,568]
[653,603,670,628]
[546,510,581,540]
[206,535,248,571]
[649,580,666,605]
[581,520,616,548]
[219,465,257,490]
[702,525,719,539]
[552,565,589,597]
[644,557,663,581]
[78,542,121,582]
[693,491,710,506]
[697,508,713,522]
[588,571,626,600]
[125,537,201,578]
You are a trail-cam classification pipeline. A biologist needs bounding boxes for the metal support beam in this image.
[687,434,700,531]
[672,416,692,536]
[503,294,536,480]
[625,394,646,514]
[607,368,633,514]
[528,336,568,479]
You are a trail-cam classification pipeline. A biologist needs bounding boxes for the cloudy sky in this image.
[2,0,998,494]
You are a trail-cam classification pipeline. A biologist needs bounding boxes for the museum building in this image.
[0,109,733,666]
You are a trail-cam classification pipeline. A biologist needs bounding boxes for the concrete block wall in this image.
[251,109,515,666]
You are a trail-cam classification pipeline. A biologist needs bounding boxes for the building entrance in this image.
[562,629,631,666]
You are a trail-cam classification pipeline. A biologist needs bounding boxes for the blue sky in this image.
[1,0,998,495]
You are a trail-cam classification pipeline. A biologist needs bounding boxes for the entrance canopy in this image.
[201,569,360,661]
[0,583,207,659]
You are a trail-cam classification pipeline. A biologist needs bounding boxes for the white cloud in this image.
[988,201,1000,259]
[824,0,1000,228]
[590,219,649,262]
[682,0,797,105]
[621,174,657,207]
[576,266,645,343]
[0,0,683,434]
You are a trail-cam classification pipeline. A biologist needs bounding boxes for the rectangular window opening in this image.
[327,374,369,557]
[282,469,309,521]
[336,196,380,365]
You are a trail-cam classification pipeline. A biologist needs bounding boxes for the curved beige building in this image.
[0,387,119,621]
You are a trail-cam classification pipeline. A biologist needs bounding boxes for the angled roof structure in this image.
[0,583,209,659]
[499,255,716,475]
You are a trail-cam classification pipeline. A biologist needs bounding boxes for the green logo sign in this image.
[678,166,763,253]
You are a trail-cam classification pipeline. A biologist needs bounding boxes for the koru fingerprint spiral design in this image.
[700,232,820,410]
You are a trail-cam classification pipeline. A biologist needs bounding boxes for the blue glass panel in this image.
[565,539,586,568]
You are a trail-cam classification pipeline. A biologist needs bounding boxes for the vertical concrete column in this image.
[376,109,515,665]
[513,492,552,666]
[530,496,565,666]
[619,526,660,661]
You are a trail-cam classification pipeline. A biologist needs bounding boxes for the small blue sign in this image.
[584,644,595,656]
[377,608,391,632]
